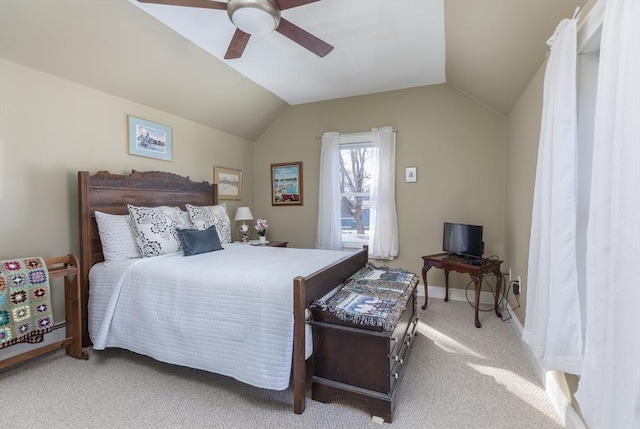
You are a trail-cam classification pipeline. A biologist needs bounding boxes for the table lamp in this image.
[234,207,253,243]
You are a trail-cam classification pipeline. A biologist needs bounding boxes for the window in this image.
[339,134,372,248]
[318,127,397,259]
[316,126,398,259]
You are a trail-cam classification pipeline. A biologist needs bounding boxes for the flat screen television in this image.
[443,222,484,259]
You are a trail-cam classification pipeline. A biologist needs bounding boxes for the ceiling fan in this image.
[137,0,334,59]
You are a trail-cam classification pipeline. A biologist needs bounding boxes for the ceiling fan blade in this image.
[274,0,320,11]
[137,0,227,10]
[276,18,333,57]
[225,29,251,59]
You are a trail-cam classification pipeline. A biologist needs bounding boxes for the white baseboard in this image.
[502,303,586,429]
[544,372,588,429]
[416,284,497,305]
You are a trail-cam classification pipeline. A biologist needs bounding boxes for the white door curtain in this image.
[575,1,640,429]
[522,17,583,375]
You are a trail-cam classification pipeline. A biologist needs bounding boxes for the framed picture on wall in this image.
[127,115,172,161]
[214,166,243,200]
[271,162,303,206]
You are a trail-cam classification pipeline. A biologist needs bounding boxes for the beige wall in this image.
[0,59,255,321]
[503,62,546,323]
[254,84,507,288]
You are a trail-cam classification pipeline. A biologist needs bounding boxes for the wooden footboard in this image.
[0,254,89,370]
[292,246,368,414]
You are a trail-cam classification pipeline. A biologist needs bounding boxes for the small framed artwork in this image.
[214,166,243,200]
[127,115,172,161]
[271,162,303,206]
[405,166,417,183]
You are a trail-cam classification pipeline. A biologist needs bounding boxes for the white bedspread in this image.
[88,243,353,390]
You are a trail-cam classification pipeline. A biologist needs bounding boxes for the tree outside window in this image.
[340,143,371,246]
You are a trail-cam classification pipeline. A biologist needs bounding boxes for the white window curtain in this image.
[369,126,398,259]
[575,1,640,428]
[316,132,342,250]
[522,18,583,375]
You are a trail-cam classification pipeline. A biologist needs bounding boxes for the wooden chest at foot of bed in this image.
[310,288,418,423]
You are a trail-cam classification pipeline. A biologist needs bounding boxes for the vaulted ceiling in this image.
[0,0,580,141]
[129,0,447,105]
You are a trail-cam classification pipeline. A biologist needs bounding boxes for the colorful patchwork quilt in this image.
[0,257,53,349]
[311,263,419,332]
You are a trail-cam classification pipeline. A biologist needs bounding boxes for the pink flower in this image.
[255,218,268,236]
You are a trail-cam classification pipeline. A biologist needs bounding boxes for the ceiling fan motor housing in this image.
[227,0,281,35]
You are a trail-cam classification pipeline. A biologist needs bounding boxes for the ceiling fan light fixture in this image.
[227,0,281,35]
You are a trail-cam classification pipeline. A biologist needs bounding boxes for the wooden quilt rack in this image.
[0,254,88,370]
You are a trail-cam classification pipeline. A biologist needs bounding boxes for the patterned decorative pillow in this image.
[94,211,141,264]
[127,205,185,257]
[185,203,232,244]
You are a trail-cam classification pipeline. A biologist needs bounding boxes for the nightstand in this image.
[249,240,288,248]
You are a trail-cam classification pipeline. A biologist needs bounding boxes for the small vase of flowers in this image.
[255,218,268,243]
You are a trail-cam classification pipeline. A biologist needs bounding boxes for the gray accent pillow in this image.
[176,226,223,256]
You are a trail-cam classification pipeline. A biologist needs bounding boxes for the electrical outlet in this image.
[508,267,512,282]
[513,275,522,295]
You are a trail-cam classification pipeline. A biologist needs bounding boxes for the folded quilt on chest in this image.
[88,244,353,390]
[311,263,419,332]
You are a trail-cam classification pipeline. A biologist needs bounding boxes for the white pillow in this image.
[127,205,185,257]
[94,211,141,264]
[185,203,232,244]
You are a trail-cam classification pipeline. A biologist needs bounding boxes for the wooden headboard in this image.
[77,170,218,345]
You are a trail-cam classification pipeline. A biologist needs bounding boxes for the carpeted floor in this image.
[0,298,562,428]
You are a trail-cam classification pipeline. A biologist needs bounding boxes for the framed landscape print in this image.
[271,162,303,206]
[127,115,172,161]
[214,166,242,200]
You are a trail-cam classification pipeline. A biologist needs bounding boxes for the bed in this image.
[77,170,368,414]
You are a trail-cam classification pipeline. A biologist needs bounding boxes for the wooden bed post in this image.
[293,276,306,414]
[77,171,92,347]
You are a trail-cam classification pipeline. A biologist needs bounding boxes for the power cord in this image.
[498,275,521,322]
[464,278,495,312]
[464,272,520,322]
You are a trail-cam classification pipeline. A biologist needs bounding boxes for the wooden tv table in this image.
[421,253,503,328]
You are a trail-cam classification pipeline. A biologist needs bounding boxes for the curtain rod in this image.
[572,0,589,19]
[314,129,397,140]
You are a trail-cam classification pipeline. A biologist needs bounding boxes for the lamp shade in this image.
[234,207,254,221]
